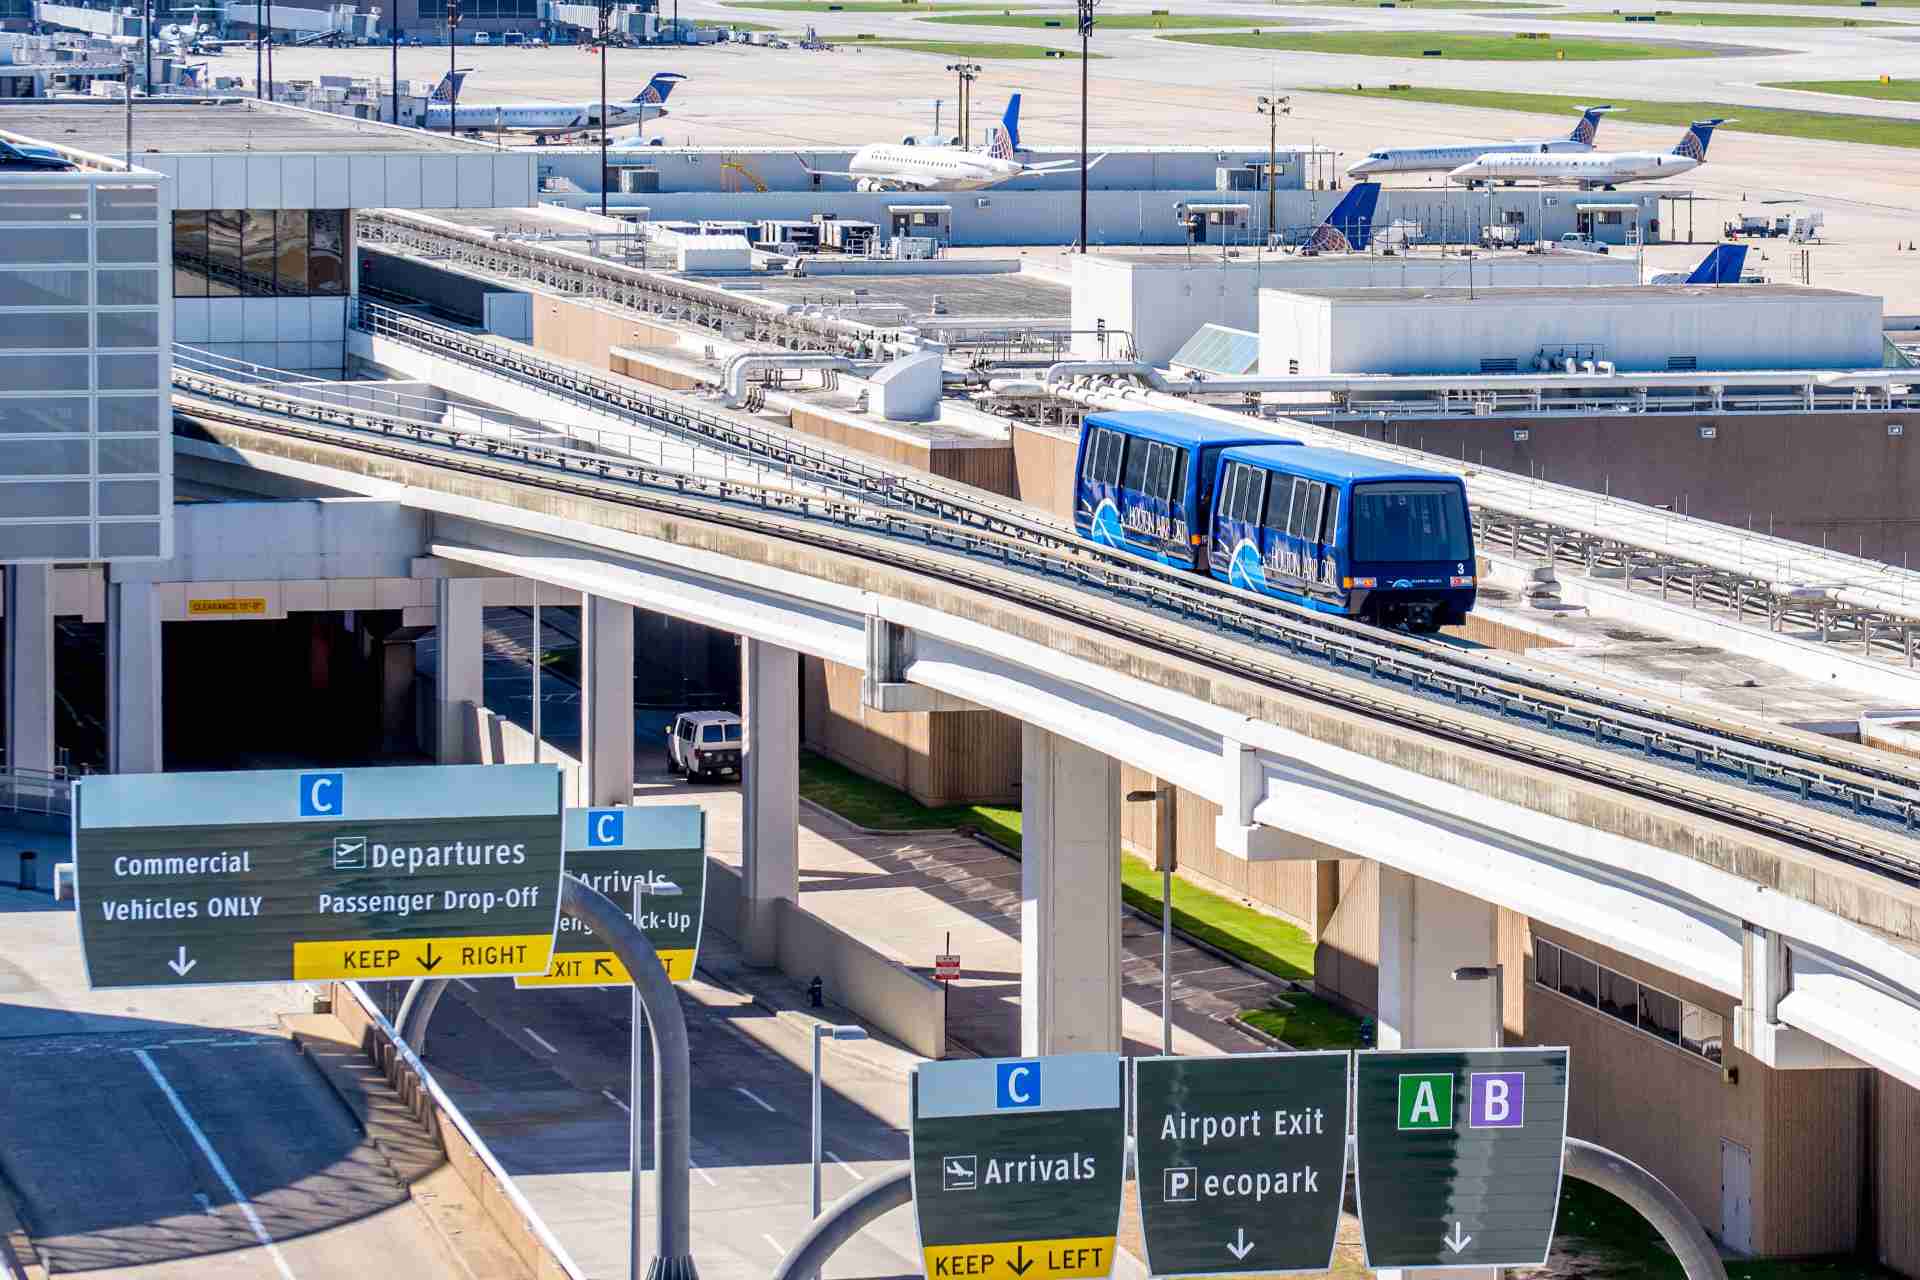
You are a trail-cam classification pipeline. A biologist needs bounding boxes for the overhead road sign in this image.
[517,804,707,988]
[911,1054,1126,1280]
[74,765,565,989]
[1354,1047,1570,1271]
[1133,1052,1350,1277]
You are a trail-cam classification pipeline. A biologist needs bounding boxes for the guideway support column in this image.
[740,638,798,968]
[434,576,483,765]
[582,595,635,806]
[1377,867,1501,1280]
[107,578,162,775]
[4,565,54,776]
[1021,723,1121,1056]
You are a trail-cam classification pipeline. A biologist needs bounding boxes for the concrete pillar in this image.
[1377,867,1501,1280]
[434,576,483,765]
[1021,723,1121,1056]
[107,580,163,775]
[739,638,798,967]
[380,630,420,755]
[4,565,55,775]
[581,595,635,807]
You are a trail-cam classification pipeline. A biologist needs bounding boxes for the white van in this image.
[472,30,490,45]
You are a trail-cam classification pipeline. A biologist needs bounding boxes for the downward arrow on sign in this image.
[1444,1222,1473,1255]
[1008,1246,1035,1276]
[167,946,196,977]
[420,943,442,972]
[1226,1228,1255,1261]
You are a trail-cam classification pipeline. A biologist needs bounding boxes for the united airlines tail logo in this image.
[1674,130,1706,160]
[987,127,1016,161]
[638,83,664,103]
[1304,223,1353,254]
[1572,115,1597,145]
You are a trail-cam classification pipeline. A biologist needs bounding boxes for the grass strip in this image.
[1550,10,1896,25]
[796,750,1022,848]
[1237,995,1367,1049]
[1167,30,1721,58]
[1767,78,1920,102]
[845,36,1104,54]
[1118,852,1315,981]
[921,10,1269,26]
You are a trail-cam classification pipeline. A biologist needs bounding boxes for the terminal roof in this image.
[0,99,505,156]
[1269,284,1865,303]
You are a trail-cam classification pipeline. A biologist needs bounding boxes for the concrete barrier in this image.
[471,704,584,805]
[707,862,946,1058]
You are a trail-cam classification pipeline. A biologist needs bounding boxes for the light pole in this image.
[1452,964,1505,1047]
[633,874,683,1275]
[1075,0,1097,252]
[1126,783,1177,1055]
[943,61,979,147]
[390,12,400,125]
[445,0,461,136]
[812,1024,868,1224]
[1256,94,1288,246]
[254,0,262,96]
[597,0,611,218]
[142,0,151,97]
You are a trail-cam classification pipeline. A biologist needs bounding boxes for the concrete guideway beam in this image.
[4,565,55,776]
[860,617,978,714]
[582,595,635,807]
[107,579,162,775]
[1736,925,1868,1071]
[741,638,799,969]
[434,576,484,765]
[1021,724,1122,1056]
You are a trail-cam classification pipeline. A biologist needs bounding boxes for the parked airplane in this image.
[1292,182,1382,253]
[1447,120,1729,189]
[1649,243,1750,285]
[795,93,1103,192]
[421,71,686,144]
[1344,106,1616,179]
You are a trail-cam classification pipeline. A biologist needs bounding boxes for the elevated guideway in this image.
[165,333,1920,1093]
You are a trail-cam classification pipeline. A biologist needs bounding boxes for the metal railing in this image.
[0,766,73,819]
[171,354,1920,883]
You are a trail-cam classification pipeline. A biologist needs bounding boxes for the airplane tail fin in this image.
[1302,182,1380,253]
[1568,104,1615,145]
[1686,243,1747,284]
[632,71,687,105]
[984,93,1021,159]
[429,70,466,102]
[1671,118,1729,161]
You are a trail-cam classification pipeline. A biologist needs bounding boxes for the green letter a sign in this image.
[1397,1073,1454,1131]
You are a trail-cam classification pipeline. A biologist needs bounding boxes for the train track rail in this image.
[172,365,1920,887]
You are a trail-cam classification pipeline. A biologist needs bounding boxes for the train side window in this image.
[1303,483,1327,544]
[1170,450,1190,510]
[1121,436,1151,492]
[1263,473,1292,539]
[1080,430,1103,482]
[1287,478,1312,538]
[1320,485,1340,544]
[1145,442,1175,502]
[1217,464,1242,523]
[1240,469,1268,525]
[1096,430,1123,485]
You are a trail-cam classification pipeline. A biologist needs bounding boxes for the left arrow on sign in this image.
[167,946,197,977]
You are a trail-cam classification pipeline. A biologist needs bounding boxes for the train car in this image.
[1207,444,1476,631]
[1072,410,1294,570]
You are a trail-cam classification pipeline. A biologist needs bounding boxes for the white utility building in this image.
[1072,250,1641,365]
[1257,284,1885,378]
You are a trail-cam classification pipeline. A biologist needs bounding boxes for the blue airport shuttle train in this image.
[1073,411,1477,632]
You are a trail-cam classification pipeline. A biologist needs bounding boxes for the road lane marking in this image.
[734,1086,776,1113]
[135,1050,298,1280]
[602,1089,630,1114]
[455,979,478,992]
[828,1151,865,1180]
[688,1154,717,1187]
[762,1233,785,1258]
[524,1027,560,1055]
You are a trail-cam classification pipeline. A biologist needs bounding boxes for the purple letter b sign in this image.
[1469,1071,1525,1129]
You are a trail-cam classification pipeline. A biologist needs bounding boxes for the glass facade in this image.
[0,177,169,564]
[1535,938,1725,1066]
[173,208,347,297]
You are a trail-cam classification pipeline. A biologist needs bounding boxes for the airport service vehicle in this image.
[1073,412,1476,632]
[1447,120,1727,190]
[421,70,686,143]
[797,93,1101,193]
[666,711,743,782]
[472,31,490,44]
[1346,105,1615,179]
[1557,232,1609,254]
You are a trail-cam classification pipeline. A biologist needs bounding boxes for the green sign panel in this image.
[1133,1052,1350,1277]
[1355,1048,1570,1270]
[74,765,566,989]
[911,1055,1126,1280]
[516,805,707,988]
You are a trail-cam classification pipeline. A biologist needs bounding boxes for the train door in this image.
[1075,423,1126,545]
[1286,476,1337,596]
[1213,460,1270,589]
[1125,438,1189,565]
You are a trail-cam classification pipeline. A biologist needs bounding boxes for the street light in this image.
[812,1023,868,1225]
[1452,964,1505,1048]
[943,61,980,147]
[1256,94,1289,246]
[631,876,683,1271]
[445,0,461,136]
[390,10,401,127]
[597,0,613,219]
[1126,784,1176,1056]
[1075,0,1098,252]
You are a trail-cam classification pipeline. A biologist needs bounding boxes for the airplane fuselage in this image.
[1447,151,1699,187]
[845,144,1025,192]
[420,100,664,136]
[1347,137,1593,178]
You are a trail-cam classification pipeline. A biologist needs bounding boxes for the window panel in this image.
[2,480,89,518]
[0,312,87,349]
[0,354,88,391]
[98,312,160,349]
[1080,430,1101,482]
[98,479,160,517]
[0,396,88,433]
[97,226,159,264]
[1639,986,1681,1045]
[1320,486,1339,544]
[1303,482,1327,544]
[1097,429,1122,484]
[1598,968,1638,1025]
[1170,450,1189,512]
[1287,477,1311,538]
[96,184,160,222]
[0,229,88,264]
[97,354,160,391]
[0,269,88,307]
[1120,436,1150,492]
[172,212,209,298]
[0,187,87,222]
[0,523,90,560]
[275,209,310,295]
[1534,940,1559,991]
[205,210,243,297]
[1557,952,1598,1007]
[0,438,90,476]
[98,522,161,558]
[97,396,161,434]
[1145,442,1175,502]
[1681,1005,1724,1063]
[99,269,159,307]
[242,209,277,297]
[309,210,346,296]
[1263,473,1291,536]
[1239,470,1267,525]
[98,436,161,473]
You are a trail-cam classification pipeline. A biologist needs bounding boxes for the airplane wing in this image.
[1020,152,1107,176]
[793,154,857,179]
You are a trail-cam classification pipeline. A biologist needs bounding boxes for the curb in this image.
[795,794,951,838]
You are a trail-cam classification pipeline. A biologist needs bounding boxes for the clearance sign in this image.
[911,1054,1125,1280]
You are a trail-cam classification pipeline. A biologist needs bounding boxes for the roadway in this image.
[0,877,489,1279]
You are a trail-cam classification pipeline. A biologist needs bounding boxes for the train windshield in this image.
[1350,482,1472,563]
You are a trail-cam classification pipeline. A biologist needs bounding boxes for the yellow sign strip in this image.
[923,1236,1117,1280]
[514,948,694,988]
[292,934,554,980]
[188,597,268,616]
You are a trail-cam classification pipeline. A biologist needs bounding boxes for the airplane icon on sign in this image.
[943,1155,977,1191]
